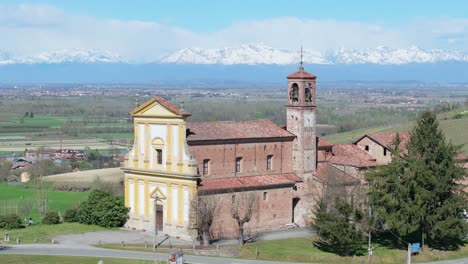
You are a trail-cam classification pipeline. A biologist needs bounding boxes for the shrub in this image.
[78,190,129,227]
[64,208,80,223]
[0,214,23,229]
[53,182,91,192]
[42,211,60,225]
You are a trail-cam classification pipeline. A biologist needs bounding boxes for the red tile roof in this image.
[130,96,191,117]
[318,138,334,148]
[329,155,377,168]
[198,173,302,192]
[330,144,377,168]
[287,70,317,79]
[316,163,360,184]
[332,144,375,160]
[455,153,468,161]
[187,119,295,142]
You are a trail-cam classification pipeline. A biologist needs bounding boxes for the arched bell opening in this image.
[290,83,299,104]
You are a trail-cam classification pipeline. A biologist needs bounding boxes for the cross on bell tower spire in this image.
[299,43,304,72]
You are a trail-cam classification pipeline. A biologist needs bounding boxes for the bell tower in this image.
[286,49,317,177]
[286,48,317,226]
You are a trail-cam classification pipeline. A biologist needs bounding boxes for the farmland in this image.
[0,183,89,223]
[0,84,466,156]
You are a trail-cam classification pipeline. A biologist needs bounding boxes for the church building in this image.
[122,64,379,240]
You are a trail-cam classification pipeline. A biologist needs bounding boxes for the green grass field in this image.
[0,183,89,223]
[0,223,112,244]
[0,254,165,264]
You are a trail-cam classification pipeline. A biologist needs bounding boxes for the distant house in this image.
[10,157,32,170]
[26,148,85,161]
[54,149,85,161]
[354,132,410,165]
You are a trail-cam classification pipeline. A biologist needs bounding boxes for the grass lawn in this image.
[0,223,113,244]
[0,183,89,222]
[99,237,468,264]
[0,254,166,264]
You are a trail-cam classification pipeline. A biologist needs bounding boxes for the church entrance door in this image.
[292,198,300,223]
[156,204,163,231]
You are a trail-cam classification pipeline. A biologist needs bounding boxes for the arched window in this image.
[290,83,299,103]
[305,83,312,103]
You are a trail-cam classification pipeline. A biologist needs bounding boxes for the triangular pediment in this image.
[130,97,190,118]
[149,186,167,200]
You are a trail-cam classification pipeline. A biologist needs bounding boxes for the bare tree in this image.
[27,148,49,218]
[311,164,363,210]
[230,191,258,246]
[191,194,221,246]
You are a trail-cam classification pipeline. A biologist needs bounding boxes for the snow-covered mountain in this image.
[1,45,468,65]
[160,44,329,65]
[0,49,124,64]
[161,44,468,65]
[332,46,468,64]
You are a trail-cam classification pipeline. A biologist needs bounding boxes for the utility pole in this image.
[407,243,411,264]
[153,193,158,251]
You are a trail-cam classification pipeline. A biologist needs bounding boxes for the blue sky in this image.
[0,1,467,61]
[3,0,467,31]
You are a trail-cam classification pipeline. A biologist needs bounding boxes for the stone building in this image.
[122,65,396,240]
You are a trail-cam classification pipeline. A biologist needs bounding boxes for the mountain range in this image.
[1,44,468,82]
[1,44,468,65]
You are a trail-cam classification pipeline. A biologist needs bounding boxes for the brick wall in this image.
[203,187,294,239]
[189,140,293,179]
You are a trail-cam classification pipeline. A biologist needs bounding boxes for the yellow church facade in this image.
[122,97,199,239]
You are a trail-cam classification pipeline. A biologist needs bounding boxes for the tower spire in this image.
[299,43,304,72]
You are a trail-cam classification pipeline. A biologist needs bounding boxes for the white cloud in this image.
[0,4,467,62]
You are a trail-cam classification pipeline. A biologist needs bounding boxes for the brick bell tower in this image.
[286,48,317,226]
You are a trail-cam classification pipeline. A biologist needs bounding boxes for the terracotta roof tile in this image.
[455,153,468,161]
[318,138,334,148]
[329,155,377,168]
[130,96,191,117]
[187,119,295,142]
[198,173,302,192]
[316,163,360,184]
[332,144,376,160]
[287,70,317,79]
[330,144,377,168]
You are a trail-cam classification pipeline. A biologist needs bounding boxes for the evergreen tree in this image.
[313,169,366,256]
[313,201,366,256]
[368,111,467,249]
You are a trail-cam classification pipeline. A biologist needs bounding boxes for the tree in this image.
[313,166,366,256]
[368,111,467,249]
[230,191,258,246]
[192,194,221,246]
[78,190,129,227]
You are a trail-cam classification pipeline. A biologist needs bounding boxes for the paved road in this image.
[2,243,468,264]
[0,244,307,264]
[53,227,316,246]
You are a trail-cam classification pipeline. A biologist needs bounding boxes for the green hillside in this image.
[325,109,468,153]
